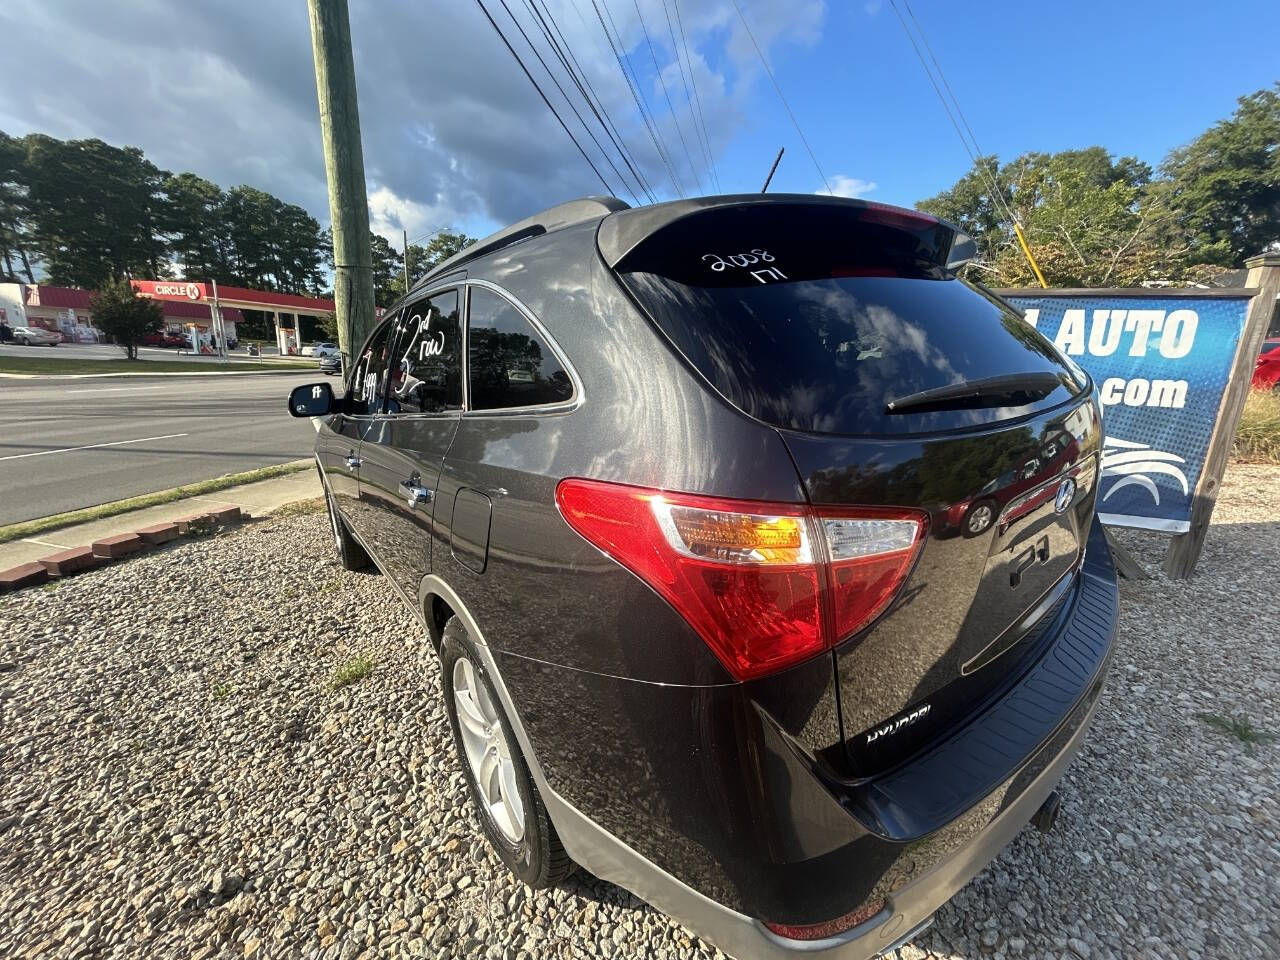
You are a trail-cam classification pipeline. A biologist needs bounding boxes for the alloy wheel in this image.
[967,504,993,534]
[452,656,525,844]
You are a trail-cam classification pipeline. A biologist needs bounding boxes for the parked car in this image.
[141,331,187,348]
[302,341,339,357]
[287,195,1117,960]
[318,354,342,376]
[1254,338,1280,391]
[12,325,60,346]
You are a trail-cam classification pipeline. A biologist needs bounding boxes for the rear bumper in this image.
[471,518,1118,960]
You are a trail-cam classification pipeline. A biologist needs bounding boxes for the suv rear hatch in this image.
[608,198,1102,777]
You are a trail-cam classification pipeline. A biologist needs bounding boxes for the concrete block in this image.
[0,562,49,592]
[91,532,144,559]
[136,522,180,545]
[38,546,104,577]
[205,505,244,524]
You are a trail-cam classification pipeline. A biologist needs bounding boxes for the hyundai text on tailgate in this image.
[287,194,1118,960]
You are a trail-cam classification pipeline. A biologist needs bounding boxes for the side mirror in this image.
[288,382,334,418]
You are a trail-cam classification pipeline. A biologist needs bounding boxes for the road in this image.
[0,372,324,526]
[0,342,300,362]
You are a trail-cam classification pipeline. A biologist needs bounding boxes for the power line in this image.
[474,0,619,197]
[495,0,641,205]
[630,0,702,193]
[666,0,719,192]
[887,0,1046,286]
[526,0,657,203]
[729,0,831,195]
[887,0,1012,224]
[589,0,686,197]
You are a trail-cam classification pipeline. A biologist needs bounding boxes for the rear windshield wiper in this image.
[885,372,1066,415]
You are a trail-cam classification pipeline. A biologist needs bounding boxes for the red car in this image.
[1254,338,1280,391]
[142,331,186,348]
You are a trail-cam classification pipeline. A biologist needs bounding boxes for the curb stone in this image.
[0,513,248,594]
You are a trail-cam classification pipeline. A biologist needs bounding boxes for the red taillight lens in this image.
[763,898,886,941]
[556,479,926,681]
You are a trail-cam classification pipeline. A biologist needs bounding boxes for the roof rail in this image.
[414,196,629,290]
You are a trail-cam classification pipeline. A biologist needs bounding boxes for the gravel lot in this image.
[2,465,1276,960]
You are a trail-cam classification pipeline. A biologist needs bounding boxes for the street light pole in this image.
[307,0,375,367]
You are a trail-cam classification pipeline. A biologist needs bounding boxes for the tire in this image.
[324,482,371,571]
[440,617,571,889]
[19,336,29,346]
[963,500,996,537]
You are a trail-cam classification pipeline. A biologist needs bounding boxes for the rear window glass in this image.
[615,204,1082,435]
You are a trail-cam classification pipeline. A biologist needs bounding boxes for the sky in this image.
[0,0,1277,251]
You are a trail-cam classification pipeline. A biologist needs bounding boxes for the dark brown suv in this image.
[288,194,1118,959]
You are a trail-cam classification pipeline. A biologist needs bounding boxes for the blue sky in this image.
[0,0,1276,247]
[702,0,1280,208]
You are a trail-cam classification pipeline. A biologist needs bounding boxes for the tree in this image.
[90,279,163,360]
[369,232,401,307]
[386,230,476,301]
[21,135,169,287]
[0,131,35,283]
[1162,84,1280,265]
[919,148,1175,287]
[163,172,228,281]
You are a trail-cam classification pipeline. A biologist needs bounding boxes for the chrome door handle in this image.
[398,481,433,506]
[345,454,361,469]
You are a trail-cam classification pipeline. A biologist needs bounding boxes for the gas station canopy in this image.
[130,280,336,356]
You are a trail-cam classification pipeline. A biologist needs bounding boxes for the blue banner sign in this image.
[1005,293,1251,533]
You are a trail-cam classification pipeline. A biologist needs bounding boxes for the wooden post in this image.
[306,0,375,369]
[1164,252,1280,578]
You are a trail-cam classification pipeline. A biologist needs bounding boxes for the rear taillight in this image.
[556,479,927,681]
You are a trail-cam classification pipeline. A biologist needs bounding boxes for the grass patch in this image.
[1232,389,1280,463]
[213,681,234,699]
[1196,712,1277,750]
[0,355,307,376]
[270,497,326,518]
[0,461,310,544]
[330,654,373,691]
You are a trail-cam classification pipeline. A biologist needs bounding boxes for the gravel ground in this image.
[1,465,1276,960]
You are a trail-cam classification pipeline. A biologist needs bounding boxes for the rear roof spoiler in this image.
[596,193,976,271]
[414,196,630,292]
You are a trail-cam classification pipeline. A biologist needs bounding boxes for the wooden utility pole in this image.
[307,0,375,366]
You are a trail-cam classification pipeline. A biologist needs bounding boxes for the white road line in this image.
[61,386,173,395]
[0,433,190,462]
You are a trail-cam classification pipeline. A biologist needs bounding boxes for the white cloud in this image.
[817,174,878,198]
[0,0,830,233]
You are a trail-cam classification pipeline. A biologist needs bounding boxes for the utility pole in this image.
[307,0,375,366]
[403,228,410,296]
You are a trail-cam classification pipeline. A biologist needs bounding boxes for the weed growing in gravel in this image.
[213,682,234,699]
[1196,712,1278,750]
[330,655,373,691]
[272,498,326,517]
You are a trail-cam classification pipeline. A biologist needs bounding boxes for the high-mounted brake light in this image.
[556,479,927,681]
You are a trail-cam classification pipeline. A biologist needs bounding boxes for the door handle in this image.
[399,480,433,507]
[345,454,361,470]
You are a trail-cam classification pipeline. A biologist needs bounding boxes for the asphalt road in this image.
[0,372,324,526]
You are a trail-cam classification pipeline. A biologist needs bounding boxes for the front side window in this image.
[467,287,573,411]
[348,316,397,416]
[390,290,462,414]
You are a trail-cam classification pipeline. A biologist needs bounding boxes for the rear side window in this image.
[467,287,573,410]
[615,203,1081,435]
[391,289,462,413]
